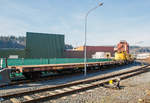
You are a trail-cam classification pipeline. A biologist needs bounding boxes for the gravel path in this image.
[43,69,150,103]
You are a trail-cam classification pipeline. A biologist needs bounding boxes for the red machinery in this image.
[117,40,129,53]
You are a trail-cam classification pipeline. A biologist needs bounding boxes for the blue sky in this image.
[0,0,150,47]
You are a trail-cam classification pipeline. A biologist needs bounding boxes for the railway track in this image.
[1,65,150,103]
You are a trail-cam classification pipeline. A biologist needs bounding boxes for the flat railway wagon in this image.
[5,59,133,79]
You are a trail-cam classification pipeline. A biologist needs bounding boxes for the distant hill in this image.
[130,46,150,54]
[0,36,25,49]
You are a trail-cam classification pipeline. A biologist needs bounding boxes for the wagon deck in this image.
[7,61,124,73]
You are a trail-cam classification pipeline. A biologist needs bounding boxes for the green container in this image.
[26,32,65,58]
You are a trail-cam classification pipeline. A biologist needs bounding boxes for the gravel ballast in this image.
[45,70,150,103]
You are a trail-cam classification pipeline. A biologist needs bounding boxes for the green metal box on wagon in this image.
[25,32,65,58]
